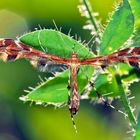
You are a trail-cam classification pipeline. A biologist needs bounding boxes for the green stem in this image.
[116,75,137,130]
[82,0,99,33]
[135,110,140,140]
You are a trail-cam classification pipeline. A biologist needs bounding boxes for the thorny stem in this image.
[82,0,100,36]
[116,75,137,130]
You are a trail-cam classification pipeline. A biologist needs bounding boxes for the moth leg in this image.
[91,85,128,117]
[81,67,127,117]
[81,67,101,98]
[67,66,71,109]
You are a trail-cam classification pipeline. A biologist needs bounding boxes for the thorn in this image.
[60,67,66,71]
[128,96,135,100]
[38,75,44,83]
[126,129,135,134]
[30,101,33,106]
[81,40,86,44]
[37,82,40,86]
[38,24,43,30]
[35,27,38,31]
[53,20,59,31]
[44,77,48,80]
[68,28,72,36]
[102,92,113,97]
[51,72,56,76]
[59,27,62,32]
[36,101,43,105]
[24,89,30,93]
[28,86,35,90]
[19,96,27,101]
[78,36,82,42]
[75,34,78,41]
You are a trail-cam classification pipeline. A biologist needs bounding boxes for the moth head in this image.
[0,39,5,47]
[0,39,15,48]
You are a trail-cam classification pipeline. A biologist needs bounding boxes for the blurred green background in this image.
[0,0,140,140]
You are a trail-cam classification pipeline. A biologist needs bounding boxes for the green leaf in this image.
[113,63,140,84]
[20,66,93,105]
[129,0,140,28]
[19,29,93,58]
[99,0,134,55]
[20,71,69,105]
[116,74,136,130]
[19,29,94,105]
[129,0,140,46]
[122,70,140,83]
[89,73,120,97]
[89,63,139,98]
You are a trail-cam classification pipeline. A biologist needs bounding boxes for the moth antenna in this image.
[49,23,69,56]
[70,114,78,133]
[52,20,69,58]
[86,35,95,46]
